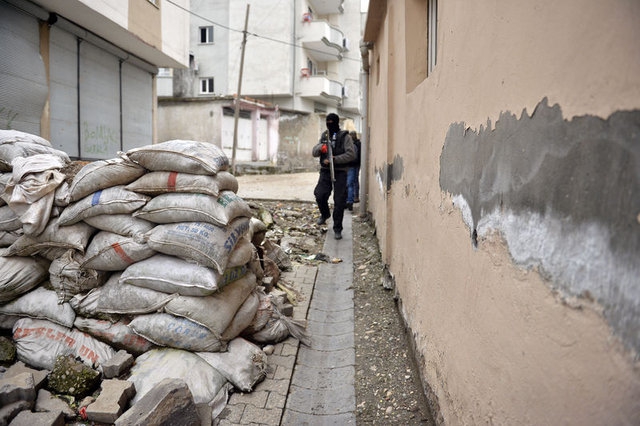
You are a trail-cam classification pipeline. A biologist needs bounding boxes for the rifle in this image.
[326,131,335,183]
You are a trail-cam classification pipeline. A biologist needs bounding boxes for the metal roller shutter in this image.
[122,62,153,151]
[49,26,78,155]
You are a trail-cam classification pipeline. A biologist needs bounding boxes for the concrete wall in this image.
[364,0,640,424]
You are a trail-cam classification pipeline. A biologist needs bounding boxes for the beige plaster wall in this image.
[364,0,640,424]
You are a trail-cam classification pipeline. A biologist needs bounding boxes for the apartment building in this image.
[157,0,364,170]
[0,0,190,159]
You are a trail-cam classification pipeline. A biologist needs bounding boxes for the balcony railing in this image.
[298,75,343,106]
[299,20,344,62]
[307,0,344,15]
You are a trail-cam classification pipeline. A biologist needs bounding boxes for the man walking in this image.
[312,113,356,240]
[346,130,361,211]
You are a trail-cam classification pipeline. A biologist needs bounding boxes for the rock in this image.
[46,355,100,398]
[0,336,16,364]
[0,371,35,407]
[7,410,65,426]
[86,379,136,424]
[1,362,48,391]
[101,350,134,379]
[0,400,32,425]
[35,389,75,419]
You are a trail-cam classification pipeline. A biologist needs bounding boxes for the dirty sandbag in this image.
[164,272,257,336]
[146,218,250,274]
[0,205,22,231]
[0,255,49,303]
[262,239,292,271]
[49,249,107,303]
[0,230,21,248]
[74,317,155,355]
[248,217,267,246]
[0,287,76,328]
[83,214,154,237]
[67,155,146,202]
[227,237,254,268]
[1,216,94,257]
[249,303,310,346]
[197,337,268,393]
[220,289,260,341]
[126,140,229,175]
[0,140,70,172]
[127,348,228,407]
[81,231,155,271]
[3,154,67,235]
[129,312,225,352]
[125,170,238,197]
[57,185,150,226]
[13,317,116,371]
[241,287,272,336]
[97,272,177,315]
[0,129,52,147]
[134,190,252,227]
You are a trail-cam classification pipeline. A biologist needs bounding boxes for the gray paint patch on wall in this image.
[439,98,640,355]
[376,154,405,192]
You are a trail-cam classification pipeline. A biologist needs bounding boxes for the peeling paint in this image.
[376,154,405,193]
[440,98,640,355]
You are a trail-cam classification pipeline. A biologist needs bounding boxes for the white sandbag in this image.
[68,156,146,202]
[164,272,257,335]
[133,190,251,227]
[3,154,67,235]
[119,254,247,296]
[197,337,267,392]
[126,140,229,175]
[83,214,154,237]
[220,289,260,341]
[97,272,177,315]
[146,217,250,274]
[13,318,116,370]
[227,236,254,268]
[0,129,51,146]
[57,185,150,226]
[0,141,70,172]
[49,250,107,303]
[0,255,49,303]
[0,314,20,330]
[125,170,238,196]
[1,217,94,256]
[249,303,310,346]
[127,348,228,406]
[73,317,155,355]
[0,230,21,247]
[0,287,76,328]
[81,231,155,271]
[0,205,21,231]
[129,313,225,352]
[243,288,277,335]
[37,246,70,261]
[68,287,102,318]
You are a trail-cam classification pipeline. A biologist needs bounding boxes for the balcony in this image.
[308,0,344,15]
[298,74,343,106]
[299,20,344,62]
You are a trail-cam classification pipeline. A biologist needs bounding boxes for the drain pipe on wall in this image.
[359,40,373,218]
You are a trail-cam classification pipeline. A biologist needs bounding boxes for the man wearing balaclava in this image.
[311,113,356,240]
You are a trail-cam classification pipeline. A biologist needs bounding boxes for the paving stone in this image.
[9,410,65,426]
[236,389,268,408]
[101,350,134,379]
[285,383,355,416]
[273,365,293,381]
[254,378,288,396]
[307,332,354,352]
[0,372,35,407]
[295,346,355,369]
[281,409,355,425]
[2,362,48,390]
[217,402,245,423]
[0,400,31,426]
[307,307,354,323]
[267,354,295,370]
[35,389,75,419]
[307,318,353,336]
[265,391,286,410]
[86,379,135,424]
[240,406,281,425]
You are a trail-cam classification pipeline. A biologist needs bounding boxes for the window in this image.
[428,0,437,74]
[200,78,214,94]
[199,26,214,44]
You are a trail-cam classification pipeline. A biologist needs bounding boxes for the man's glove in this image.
[320,144,328,154]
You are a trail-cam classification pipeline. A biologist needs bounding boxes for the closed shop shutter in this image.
[79,40,121,159]
[0,3,47,133]
[122,62,153,150]
[49,26,78,155]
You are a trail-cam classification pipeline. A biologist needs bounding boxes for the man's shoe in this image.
[354,198,360,203]
[316,216,328,225]
[334,231,342,240]
[346,203,353,211]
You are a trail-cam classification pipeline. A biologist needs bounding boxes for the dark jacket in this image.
[312,130,356,172]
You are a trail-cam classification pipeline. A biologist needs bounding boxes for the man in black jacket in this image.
[312,113,356,240]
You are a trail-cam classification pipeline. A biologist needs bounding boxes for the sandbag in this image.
[133,190,251,227]
[164,272,257,336]
[0,287,76,328]
[125,170,238,196]
[73,317,155,355]
[0,205,21,231]
[57,185,150,226]
[68,156,146,202]
[1,217,94,256]
[220,289,260,341]
[146,217,250,274]
[129,313,225,352]
[0,129,52,147]
[13,318,116,371]
[81,231,155,271]
[97,272,177,315]
[249,302,310,346]
[127,348,228,406]
[83,214,154,237]
[119,254,247,296]
[0,255,49,303]
[49,249,107,303]
[0,141,70,172]
[197,337,267,392]
[0,230,21,247]
[126,140,229,175]
[227,236,254,268]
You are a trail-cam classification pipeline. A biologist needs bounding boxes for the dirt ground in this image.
[252,200,435,425]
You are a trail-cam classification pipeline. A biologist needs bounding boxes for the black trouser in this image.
[314,168,348,232]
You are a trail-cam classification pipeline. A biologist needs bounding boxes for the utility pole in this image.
[231,4,250,175]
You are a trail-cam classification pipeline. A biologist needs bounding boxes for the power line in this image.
[165,0,362,63]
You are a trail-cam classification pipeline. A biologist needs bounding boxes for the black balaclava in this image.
[326,113,340,135]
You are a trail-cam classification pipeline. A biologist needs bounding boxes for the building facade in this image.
[157,0,364,170]
[363,0,640,424]
[0,0,190,159]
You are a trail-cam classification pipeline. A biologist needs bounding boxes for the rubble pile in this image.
[0,130,307,425]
